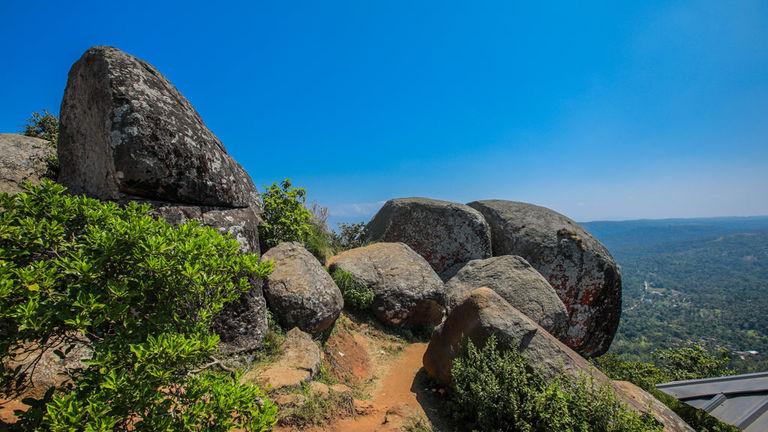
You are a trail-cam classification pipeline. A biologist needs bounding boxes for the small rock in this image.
[243,328,321,390]
[262,242,344,334]
[308,381,330,397]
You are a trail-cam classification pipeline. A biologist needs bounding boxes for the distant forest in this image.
[584,216,768,373]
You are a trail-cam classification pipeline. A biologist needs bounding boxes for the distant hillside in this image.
[583,216,768,372]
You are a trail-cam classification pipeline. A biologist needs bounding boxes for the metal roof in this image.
[657,371,768,431]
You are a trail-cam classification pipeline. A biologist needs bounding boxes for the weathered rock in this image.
[262,242,343,334]
[613,381,695,432]
[3,338,91,400]
[423,288,691,431]
[328,243,445,327]
[444,255,568,338]
[0,134,55,195]
[467,200,622,357]
[365,198,492,275]
[211,282,268,354]
[58,46,259,207]
[151,203,261,253]
[324,328,374,384]
[242,328,321,390]
[57,46,263,253]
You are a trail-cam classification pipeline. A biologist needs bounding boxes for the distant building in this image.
[657,372,768,431]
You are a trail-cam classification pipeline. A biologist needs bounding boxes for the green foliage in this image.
[277,382,353,427]
[331,269,374,311]
[450,336,662,432]
[595,346,738,432]
[22,110,59,145]
[656,343,732,382]
[259,179,314,250]
[0,180,277,431]
[583,217,768,373]
[304,222,335,264]
[20,110,59,179]
[332,222,368,251]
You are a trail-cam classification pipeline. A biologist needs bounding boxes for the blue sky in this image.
[1,1,766,225]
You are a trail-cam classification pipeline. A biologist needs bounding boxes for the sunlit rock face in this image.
[468,199,622,357]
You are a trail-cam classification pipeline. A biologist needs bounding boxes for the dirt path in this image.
[292,342,437,432]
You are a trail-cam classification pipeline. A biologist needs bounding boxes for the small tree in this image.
[21,110,59,145]
[259,179,314,250]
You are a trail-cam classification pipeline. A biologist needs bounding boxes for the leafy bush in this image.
[22,110,59,145]
[331,269,374,311]
[0,180,277,431]
[21,110,59,178]
[595,345,738,432]
[259,179,314,250]
[332,222,368,251]
[450,336,662,432]
[259,179,338,263]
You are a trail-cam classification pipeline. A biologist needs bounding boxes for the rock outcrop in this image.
[57,46,262,252]
[468,200,621,357]
[328,242,445,327]
[242,328,321,390]
[0,134,55,195]
[423,288,692,432]
[365,198,492,275]
[262,242,343,334]
[444,255,568,338]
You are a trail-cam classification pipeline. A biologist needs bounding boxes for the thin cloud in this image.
[328,201,386,217]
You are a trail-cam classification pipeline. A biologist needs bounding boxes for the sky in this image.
[1,1,767,225]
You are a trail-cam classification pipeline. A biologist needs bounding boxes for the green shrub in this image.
[259,179,314,250]
[332,222,368,251]
[304,221,336,264]
[450,336,662,432]
[21,110,59,179]
[0,180,277,431]
[331,269,374,311]
[258,179,338,263]
[22,110,59,145]
[595,347,738,432]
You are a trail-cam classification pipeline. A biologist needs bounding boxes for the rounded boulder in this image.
[262,242,343,334]
[328,242,445,327]
[445,255,568,338]
[468,199,622,357]
[365,198,492,275]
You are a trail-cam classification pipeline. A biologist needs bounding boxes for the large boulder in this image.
[423,288,693,432]
[444,255,568,338]
[58,46,258,207]
[211,282,268,354]
[57,46,262,253]
[467,200,621,357]
[0,134,55,195]
[327,242,445,327]
[262,242,343,334]
[365,198,492,275]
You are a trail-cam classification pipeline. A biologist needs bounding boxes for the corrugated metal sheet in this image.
[657,372,768,431]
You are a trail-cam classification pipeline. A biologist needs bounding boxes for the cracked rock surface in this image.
[444,255,567,339]
[467,199,621,357]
